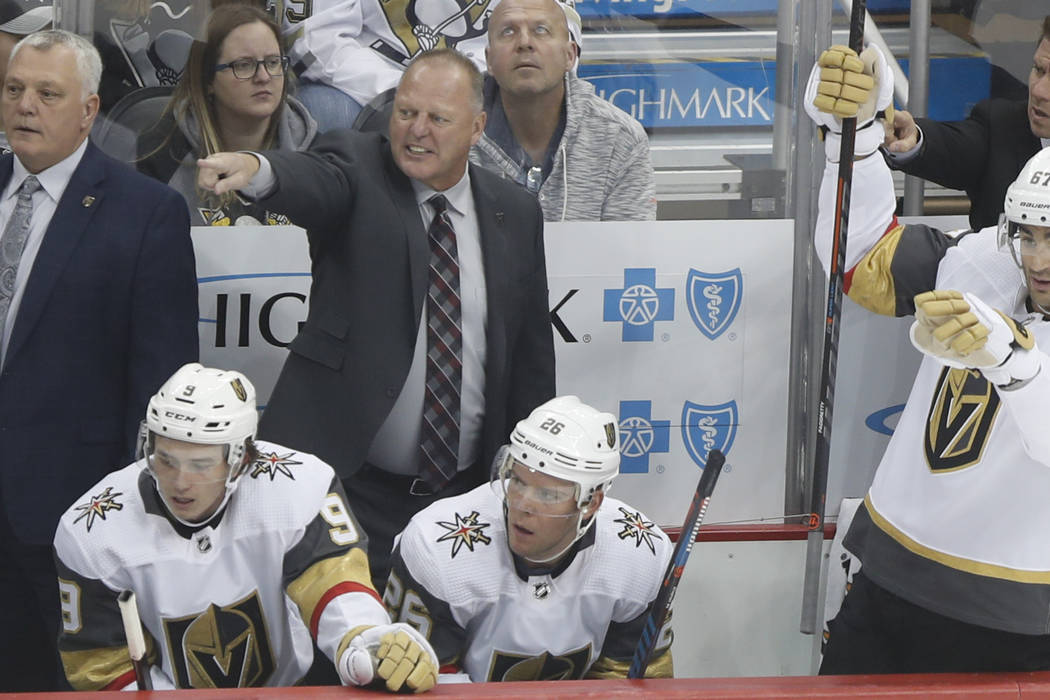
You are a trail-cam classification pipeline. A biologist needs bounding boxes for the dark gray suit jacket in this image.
[889,98,1040,231]
[257,130,555,483]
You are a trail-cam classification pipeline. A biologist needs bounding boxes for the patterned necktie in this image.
[0,175,42,346]
[418,194,462,490]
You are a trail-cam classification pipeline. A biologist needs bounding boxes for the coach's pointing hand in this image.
[197,153,261,196]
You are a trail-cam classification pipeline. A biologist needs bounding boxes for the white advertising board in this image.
[192,220,794,527]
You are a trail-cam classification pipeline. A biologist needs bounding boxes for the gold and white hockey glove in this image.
[338,622,438,693]
[910,289,1040,388]
[813,45,872,119]
[804,43,895,161]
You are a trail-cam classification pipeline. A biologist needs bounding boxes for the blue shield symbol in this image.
[686,269,742,340]
[681,401,738,467]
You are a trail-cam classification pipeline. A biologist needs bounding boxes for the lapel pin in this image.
[82,195,95,208]
[495,212,504,224]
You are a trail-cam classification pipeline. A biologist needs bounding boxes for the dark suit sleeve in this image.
[261,129,360,236]
[891,100,992,193]
[124,185,198,453]
[506,200,556,426]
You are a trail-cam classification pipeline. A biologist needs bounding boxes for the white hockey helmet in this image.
[999,147,1050,267]
[499,395,620,509]
[143,363,258,473]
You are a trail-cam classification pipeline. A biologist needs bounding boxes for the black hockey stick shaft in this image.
[627,449,725,679]
[799,0,867,635]
[117,589,153,690]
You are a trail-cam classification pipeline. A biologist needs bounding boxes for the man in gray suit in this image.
[199,48,555,589]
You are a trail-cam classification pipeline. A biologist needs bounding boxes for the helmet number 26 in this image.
[539,418,565,435]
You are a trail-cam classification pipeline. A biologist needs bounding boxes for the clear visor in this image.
[489,446,582,520]
[998,215,1050,268]
[141,429,232,486]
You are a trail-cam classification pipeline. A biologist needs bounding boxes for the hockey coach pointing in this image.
[197,47,555,592]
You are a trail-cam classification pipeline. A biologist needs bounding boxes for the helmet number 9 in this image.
[1029,170,1050,187]
[539,418,565,435]
[321,493,360,546]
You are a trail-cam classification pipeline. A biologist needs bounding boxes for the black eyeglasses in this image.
[214,55,289,80]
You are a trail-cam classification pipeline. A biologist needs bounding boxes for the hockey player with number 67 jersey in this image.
[807,43,1050,673]
[54,364,439,691]
[384,396,674,682]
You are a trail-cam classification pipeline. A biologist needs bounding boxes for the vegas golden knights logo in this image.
[230,378,248,402]
[163,592,276,688]
[486,645,592,681]
[924,367,1001,472]
[372,0,495,67]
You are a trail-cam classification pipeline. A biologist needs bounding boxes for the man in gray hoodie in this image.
[470,0,656,222]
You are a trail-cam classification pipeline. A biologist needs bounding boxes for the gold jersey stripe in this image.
[846,223,906,317]
[586,649,673,679]
[60,645,133,691]
[866,495,1050,583]
[286,549,378,635]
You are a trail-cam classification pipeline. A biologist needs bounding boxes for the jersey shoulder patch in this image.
[607,504,666,556]
[407,485,502,562]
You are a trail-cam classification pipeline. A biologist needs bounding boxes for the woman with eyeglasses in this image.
[137,4,316,225]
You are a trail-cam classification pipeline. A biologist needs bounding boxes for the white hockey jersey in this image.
[384,484,674,681]
[816,152,1050,634]
[53,440,389,690]
[272,0,501,106]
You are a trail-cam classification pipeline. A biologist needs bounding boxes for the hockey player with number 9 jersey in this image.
[384,396,674,682]
[54,364,439,691]
[807,43,1050,672]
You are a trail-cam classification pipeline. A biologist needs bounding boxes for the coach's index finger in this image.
[197,152,260,195]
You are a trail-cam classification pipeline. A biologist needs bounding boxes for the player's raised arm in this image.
[197,152,261,195]
[806,43,898,277]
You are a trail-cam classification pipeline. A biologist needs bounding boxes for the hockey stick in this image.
[627,449,725,679]
[117,589,153,690]
[799,0,868,635]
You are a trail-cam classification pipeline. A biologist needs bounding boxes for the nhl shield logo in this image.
[686,269,742,340]
[681,401,738,467]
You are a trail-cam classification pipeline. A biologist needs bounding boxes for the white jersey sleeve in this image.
[282,474,391,666]
[815,151,899,275]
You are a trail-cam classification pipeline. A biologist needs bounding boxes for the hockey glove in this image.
[338,622,438,693]
[804,43,894,161]
[910,289,1040,388]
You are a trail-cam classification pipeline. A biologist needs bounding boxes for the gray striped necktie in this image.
[0,175,42,344]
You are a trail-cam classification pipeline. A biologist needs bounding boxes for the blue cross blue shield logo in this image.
[603,268,674,342]
[686,269,742,340]
[681,400,738,467]
[618,400,671,474]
